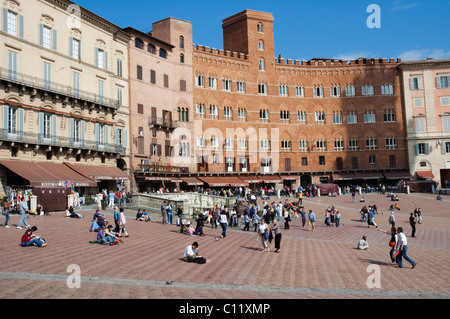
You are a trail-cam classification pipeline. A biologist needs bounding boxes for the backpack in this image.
[195,257,206,264]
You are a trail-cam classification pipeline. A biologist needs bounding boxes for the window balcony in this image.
[0,130,126,155]
[0,67,120,110]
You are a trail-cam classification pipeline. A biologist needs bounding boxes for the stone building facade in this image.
[0,0,130,195]
[399,59,450,188]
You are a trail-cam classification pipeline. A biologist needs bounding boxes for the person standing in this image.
[252,209,260,232]
[257,218,270,252]
[308,210,316,231]
[161,201,167,224]
[352,189,356,203]
[243,213,250,231]
[2,197,12,228]
[396,227,417,269]
[167,201,173,225]
[17,197,30,229]
[271,219,282,253]
[409,213,416,238]
[298,190,303,205]
[389,211,396,227]
[108,190,115,208]
[335,210,341,228]
[176,204,183,226]
[283,209,290,230]
[113,206,120,232]
[299,207,306,228]
[324,209,331,227]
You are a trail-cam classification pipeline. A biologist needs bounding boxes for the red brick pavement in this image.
[0,192,449,300]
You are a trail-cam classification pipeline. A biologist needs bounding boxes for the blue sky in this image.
[74,0,450,62]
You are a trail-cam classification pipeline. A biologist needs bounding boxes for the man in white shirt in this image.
[184,242,199,262]
[396,227,417,269]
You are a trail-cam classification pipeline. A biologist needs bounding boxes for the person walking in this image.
[368,208,377,228]
[283,209,290,230]
[118,207,129,237]
[17,197,30,229]
[212,206,219,229]
[379,227,398,265]
[299,207,306,228]
[271,219,282,253]
[396,227,417,269]
[257,218,270,252]
[409,213,416,238]
[176,204,183,226]
[166,201,173,225]
[243,213,250,231]
[308,210,316,231]
[108,190,115,208]
[2,197,12,228]
[218,209,228,238]
[324,209,331,227]
[252,209,260,232]
[113,206,120,232]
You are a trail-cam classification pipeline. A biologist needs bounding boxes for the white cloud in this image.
[391,3,419,11]
[332,51,379,61]
[398,49,450,61]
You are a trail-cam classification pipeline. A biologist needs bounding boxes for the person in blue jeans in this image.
[396,227,416,269]
[167,201,173,224]
[17,197,30,229]
[21,228,46,247]
[2,197,12,228]
[219,210,228,238]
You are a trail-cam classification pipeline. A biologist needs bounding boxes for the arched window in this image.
[179,36,184,49]
[135,38,144,49]
[180,53,184,63]
[159,49,167,59]
[147,43,156,54]
[257,23,264,33]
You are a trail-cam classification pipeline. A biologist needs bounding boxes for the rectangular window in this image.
[437,75,450,89]
[117,88,123,105]
[345,85,356,97]
[6,9,17,35]
[222,79,231,91]
[364,112,376,123]
[349,139,359,150]
[7,107,17,135]
[150,70,156,84]
[279,85,288,96]
[73,72,80,97]
[313,87,323,98]
[445,142,450,154]
[332,112,342,124]
[334,139,344,150]
[43,62,52,89]
[347,111,357,124]
[69,37,80,59]
[386,138,397,149]
[236,81,245,93]
[295,86,304,97]
[369,155,376,165]
[297,111,306,122]
[164,74,169,88]
[95,48,107,69]
[43,113,51,139]
[410,76,422,90]
[416,143,429,155]
[414,98,423,107]
[415,118,425,133]
[195,75,204,87]
[330,86,340,97]
[302,157,308,166]
[116,59,123,77]
[137,65,143,80]
[366,138,378,150]
[8,51,17,80]
[258,84,268,95]
[208,77,217,90]
[315,111,325,123]
[381,84,394,95]
[384,110,396,122]
[362,85,374,96]
[319,156,325,165]
[440,96,450,106]
[443,117,450,132]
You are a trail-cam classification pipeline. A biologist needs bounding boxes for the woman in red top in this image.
[21,229,46,247]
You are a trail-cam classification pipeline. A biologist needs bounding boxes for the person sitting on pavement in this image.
[21,228,47,247]
[357,236,369,250]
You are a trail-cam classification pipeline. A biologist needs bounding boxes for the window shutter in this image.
[38,112,44,143]
[123,130,128,149]
[425,143,430,155]
[18,108,24,141]
[69,37,73,58]
[3,105,9,132]
[95,123,99,146]
[69,118,74,146]
[80,120,85,148]
[104,51,108,70]
[51,114,57,144]
[2,8,7,32]
[104,125,109,146]
[410,78,414,90]
[114,128,119,146]
[415,144,419,155]
[94,48,98,67]
[18,15,24,38]
[418,78,422,90]
[52,29,57,51]
[39,24,44,46]
[157,144,162,156]
[442,143,446,155]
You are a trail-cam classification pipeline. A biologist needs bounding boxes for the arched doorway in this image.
[116,158,126,171]
[300,174,312,189]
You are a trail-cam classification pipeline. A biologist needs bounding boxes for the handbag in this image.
[389,241,396,248]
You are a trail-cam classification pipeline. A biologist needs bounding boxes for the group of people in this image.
[89,206,128,244]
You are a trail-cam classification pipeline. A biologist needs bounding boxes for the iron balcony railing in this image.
[0,67,120,110]
[0,130,126,155]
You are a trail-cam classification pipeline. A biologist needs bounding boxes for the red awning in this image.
[257,175,282,183]
[383,172,413,180]
[64,162,130,181]
[198,176,249,187]
[239,176,261,183]
[0,160,98,187]
[416,171,434,179]
[181,177,204,186]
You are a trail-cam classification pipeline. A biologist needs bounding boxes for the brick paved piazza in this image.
[0,192,449,302]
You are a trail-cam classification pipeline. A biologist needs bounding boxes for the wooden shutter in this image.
[389,155,396,168]
[351,157,358,170]
[336,157,343,170]
[151,107,157,124]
